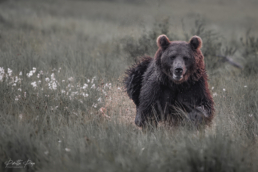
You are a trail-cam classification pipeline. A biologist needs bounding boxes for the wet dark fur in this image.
[124,35,214,127]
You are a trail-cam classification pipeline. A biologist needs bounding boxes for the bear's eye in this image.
[183,57,188,61]
[171,56,176,60]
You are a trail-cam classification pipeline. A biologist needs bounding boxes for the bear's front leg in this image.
[135,109,158,130]
[135,79,161,127]
[135,108,144,127]
[135,102,159,127]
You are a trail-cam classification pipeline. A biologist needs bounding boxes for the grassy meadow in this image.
[0,0,258,171]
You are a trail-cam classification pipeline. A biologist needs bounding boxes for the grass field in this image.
[0,0,258,171]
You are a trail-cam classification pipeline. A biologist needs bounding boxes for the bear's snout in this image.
[172,67,184,81]
[175,67,183,75]
[171,57,187,82]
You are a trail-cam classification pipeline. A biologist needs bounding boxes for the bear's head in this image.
[155,34,205,84]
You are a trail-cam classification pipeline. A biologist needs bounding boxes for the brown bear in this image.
[124,34,214,127]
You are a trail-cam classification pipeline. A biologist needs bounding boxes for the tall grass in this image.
[1,76,258,172]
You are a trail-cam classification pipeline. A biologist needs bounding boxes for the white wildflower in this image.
[97,97,102,102]
[249,114,253,117]
[102,90,107,96]
[14,76,19,83]
[91,84,96,89]
[51,73,55,81]
[87,79,90,83]
[0,67,4,73]
[27,71,33,78]
[213,92,218,97]
[48,81,57,90]
[104,83,109,89]
[211,87,214,90]
[68,77,74,82]
[82,93,89,97]
[7,68,12,76]
[18,88,22,91]
[19,71,22,76]
[24,92,26,97]
[12,83,16,87]
[44,151,49,155]
[61,90,65,94]
[82,84,88,89]
[65,148,71,152]
[32,67,36,73]
[15,96,19,101]
[92,103,97,108]
[31,81,37,88]
[244,85,247,88]
[223,88,226,91]
[62,80,65,82]
[0,67,4,81]
[45,77,50,82]
[117,87,121,90]
[19,114,23,120]
[104,83,112,89]
[91,76,96,83]
[52,82,57,90]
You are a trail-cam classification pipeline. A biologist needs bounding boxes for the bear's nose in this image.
[175,68,183,74]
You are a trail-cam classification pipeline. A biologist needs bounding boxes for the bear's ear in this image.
[157,34,170,50]
[189,36,202,50]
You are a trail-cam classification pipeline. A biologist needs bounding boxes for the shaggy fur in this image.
[124,35,214,127]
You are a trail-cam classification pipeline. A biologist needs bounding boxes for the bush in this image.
[240,30,258,76]
[122,18,227,71]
